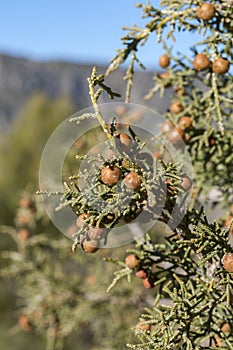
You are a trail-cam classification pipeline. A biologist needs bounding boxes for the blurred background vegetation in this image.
[0,93,74,224]
[0,88,73,348]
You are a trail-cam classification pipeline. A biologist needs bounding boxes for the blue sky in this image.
[0,0,197,69]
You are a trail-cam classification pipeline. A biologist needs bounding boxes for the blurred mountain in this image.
[0,53,166,129]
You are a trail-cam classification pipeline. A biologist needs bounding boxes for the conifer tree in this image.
[54,1,232,348]
[1,1,233,349]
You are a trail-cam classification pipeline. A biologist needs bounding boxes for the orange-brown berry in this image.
[197,3,215,21]
[222,253,233,273]
[18,214,31,226]
[212,57,230,75]
[221,323,231,333]
[19,197,33,209]
[136,321,151,332]
[101,166,122,186]
[115,104,126,116]
[160,72,170,79]
[136,269,148,279]
[174,86,185,96]
[124,172,142,191]
[75,139,85,149]
[76,213,90,228]
[18,229,30,240]
[82,239,99,254]
[160,121,173,133]
[159,54,170,68]
[178,116,192,130]
[193,53,211,71]
[86,274,97,285]
[212,322,231,347]
[153,151,162,160]
[170,101,184,114]
[132,110,143,122]
[184,133,191,143]
[118,133,133,148]
[160,72,171,87]
[125,254,140,269]
[180,176,192,191]
[143,277,155,289]
[209,137,216,147]
[87,226,105,240]
[166,127,184,145]
[18,315,32,331]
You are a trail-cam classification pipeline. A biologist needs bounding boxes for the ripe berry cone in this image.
[136,321,151,332]
[18,315,32,331]
[136,269,147,279]
[143,277,155,289]
[222,253,233,273]
[159,54,170,68]
[82,239,99,254]
[125,254,140,269]
[101,166,122,186]
[196,3,215,21]
[193,53,211,71]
